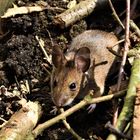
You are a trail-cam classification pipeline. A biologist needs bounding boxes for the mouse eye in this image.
[69,82,76,91]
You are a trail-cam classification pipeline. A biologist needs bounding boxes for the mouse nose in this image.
[55,100,62,107]
[52,94,64,107]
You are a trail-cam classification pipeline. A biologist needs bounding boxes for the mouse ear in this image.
[52,46,66,68]
[74,47,90,72]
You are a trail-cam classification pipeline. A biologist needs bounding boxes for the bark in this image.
[53,0,124,28]
[0,101,42,140]
[0,0,15,16]
[133,84,140,140]
[54,0,97,28]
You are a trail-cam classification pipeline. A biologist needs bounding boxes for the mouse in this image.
[51,30,119,107]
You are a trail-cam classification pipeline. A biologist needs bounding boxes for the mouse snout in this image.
[52,92,65,107]
[52,92,74,107]
[52,94,62,107]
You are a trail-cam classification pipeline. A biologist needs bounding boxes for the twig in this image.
[107,47,122,58]
[108,0,127,126]
[53,0,97,28]
[108,0,124,29]
[14,75,20,88]
[105,122,131,139]
[32,90,126,138]
[0,117,7,123]
[109,32,139,58]
[0,117,7,128]
[107,0,131,138]
[59,108,84,140]
[130,20,140,38]
[46,29,54,47]
[112,39,125,48]
[35,36,51,64]
[107,32,138,58]
[1,5,46,18]
[123,122,132,138]
[117,0,137,21]
[25,80,30,94]
[114,0,138,34]
[117,0,130,92]
[114,0,130,128]
[106,38,124,58]
[1,2,64,19]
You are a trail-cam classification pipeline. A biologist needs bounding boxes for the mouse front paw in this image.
[87,103,96,113]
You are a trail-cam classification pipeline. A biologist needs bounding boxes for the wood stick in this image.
[0,101,42,140]
[59,108,83,140]
[53,0,97,28]
[32,90,126,138]
[133,84,140,140]
[130,20,140,37]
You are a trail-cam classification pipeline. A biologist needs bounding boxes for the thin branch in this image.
[53,0,97,28]
[59,108,83,140]
[32,90,126,138]
[130,20,140,38]
[108,1,130,126]
[105,122,131,139]
[1,2,64,18]
[35,36,51,64]
[0,117,7,128]
[1,5,46,18]
[46,29,54,47]
[117,0,130,91]
[108,0,124,29]
[108,0,129,126]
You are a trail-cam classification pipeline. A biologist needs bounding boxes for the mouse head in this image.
[51,46,90,107]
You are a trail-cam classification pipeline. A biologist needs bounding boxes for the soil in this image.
[0,0,139,140]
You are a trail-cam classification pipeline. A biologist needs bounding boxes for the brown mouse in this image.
[51,30,119,107]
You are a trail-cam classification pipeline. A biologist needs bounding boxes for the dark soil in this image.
[0,0,139,139]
